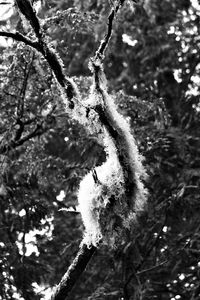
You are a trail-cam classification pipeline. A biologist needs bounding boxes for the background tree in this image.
[0,0,200,299]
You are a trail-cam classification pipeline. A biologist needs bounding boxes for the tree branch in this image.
[15,0,41,38]
[3,2,144,300]
[51,243,96,300]
[136,260,168,275]
[0,115,54,155]
[0,30,68,91]
[92,1,137,203]
[14,52,35,141]
[15,0,77,106]
[96,0,125,57]
[51,1,132,299]
[17,52,35,119]
[0,31,40,50]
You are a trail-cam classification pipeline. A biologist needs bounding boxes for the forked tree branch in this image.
[51,3,126,299]
[1,1,128,299]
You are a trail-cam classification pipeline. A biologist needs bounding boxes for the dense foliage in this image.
[0,0,200,299]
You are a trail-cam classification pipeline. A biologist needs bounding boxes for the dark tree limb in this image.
[0,31,39,49]
[14,52,35,141]
[15,0,41,37]
[15,0,76,105]
[52,243,96,300]
[17,51,35,119]
[0,30,68,92]
[96,0,125,57]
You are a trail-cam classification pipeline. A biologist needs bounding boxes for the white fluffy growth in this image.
[72,63,147,248]
[77,92,147,247]
[78,132,125,247]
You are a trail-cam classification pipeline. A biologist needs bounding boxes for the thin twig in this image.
[17,52,35,118]
[14,52,35,141]
[136,260,168,275]
[0,117,51,154]
[124,209,168,291]
[96,0,125,58]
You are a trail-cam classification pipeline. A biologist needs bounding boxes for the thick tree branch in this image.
[88,0,143,214]
[92,70,137,205]
[92,1,136,203]
[0,31,39,50]
[50,1,131,299]
[51,1,144,299]
[52,243,96,300]
[15,0,76,106]
[0,29,70,99]
[15,0,41,37]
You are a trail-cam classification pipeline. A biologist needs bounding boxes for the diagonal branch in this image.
[96,0,125,57]
[15,0,41,37]
[15,0,77,106]
[52,244,96,300]
[136,260,168,275]
[0,31,40,50]
[0,30,68,93]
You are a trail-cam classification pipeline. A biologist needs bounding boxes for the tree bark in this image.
[52,244,96,300]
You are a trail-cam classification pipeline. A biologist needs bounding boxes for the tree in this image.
[0,0,200,300]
